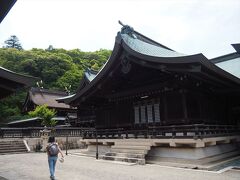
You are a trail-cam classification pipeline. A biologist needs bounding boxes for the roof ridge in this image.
[31,87,68,96]
[118,21,174,51]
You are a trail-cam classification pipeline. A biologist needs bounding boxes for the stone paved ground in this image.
[0,152,239,180]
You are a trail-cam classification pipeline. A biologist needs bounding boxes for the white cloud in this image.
[0,0,239,58]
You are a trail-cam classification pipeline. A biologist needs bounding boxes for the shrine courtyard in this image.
[0,151,239,180]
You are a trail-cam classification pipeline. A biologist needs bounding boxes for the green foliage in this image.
[0,47,111,123]
[0,92,27,125]
[28,105,56,127]
[55,65,83,91]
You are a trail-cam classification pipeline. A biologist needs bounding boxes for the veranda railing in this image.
[0,124,239,139]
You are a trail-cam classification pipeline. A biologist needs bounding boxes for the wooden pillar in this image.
[163,94,168,125]
[181,90,188,124]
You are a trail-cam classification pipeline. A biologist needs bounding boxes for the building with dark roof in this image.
[60,24,240,131]
[7,117,66,127]
[23,87,76,117]
[0,60,37,100]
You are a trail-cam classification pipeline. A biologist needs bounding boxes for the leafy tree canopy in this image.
[0,46,111,124]
[4,35,23,50]
[28,104,56,127]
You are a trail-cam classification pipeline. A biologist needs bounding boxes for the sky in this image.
[0,0,240,59]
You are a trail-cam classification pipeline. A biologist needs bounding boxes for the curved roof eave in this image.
[122,40,207,64]
[75,69,98,92]
[122,38,240,85]
[63,34,123,105]
[0,66,38,86]
[63,29,240,106]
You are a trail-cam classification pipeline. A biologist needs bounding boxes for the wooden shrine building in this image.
[61,24,240,134]
[23,87,77,117]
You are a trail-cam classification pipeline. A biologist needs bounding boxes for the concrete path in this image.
[0,151,239,180]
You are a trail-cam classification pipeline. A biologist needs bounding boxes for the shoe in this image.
[50,176,55,180]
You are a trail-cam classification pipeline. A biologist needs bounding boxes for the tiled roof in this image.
[29,88,73,109]
[121,34,186,57]
[0,66,37,85]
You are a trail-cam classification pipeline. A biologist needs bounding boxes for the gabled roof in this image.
[23,87,75,111]
[56,68,97,103]
[76,68,98,92]
[0,0,17,24]
[0,67,38,99]
[62,24,240,106]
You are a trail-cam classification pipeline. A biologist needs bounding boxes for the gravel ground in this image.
[0,151,239,180]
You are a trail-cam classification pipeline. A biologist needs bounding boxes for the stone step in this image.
[115,141,153,146]
[0,143,25,145]
[112,145,151,150]
[102,155,145,165]
[111,148,147,154]
[0,146,26,150]
[105,152,145,159]
[0,146,26,151]
[0,141,25,145]
[0,151,28,155]
[0,140,27,155]
[0,149,27,154]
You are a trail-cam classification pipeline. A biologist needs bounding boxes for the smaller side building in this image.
[12,87,77,127]
[23,87,76,116]
[7,117,66,127]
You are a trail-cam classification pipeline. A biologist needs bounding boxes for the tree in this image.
[4,35,23,50]
[0,47,111,122]
[28,105,56,127]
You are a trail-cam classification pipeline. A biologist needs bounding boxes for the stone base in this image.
[147,143,239,160]
[78,136,240,168]
[24,137,85,152]
[146,143,240,169]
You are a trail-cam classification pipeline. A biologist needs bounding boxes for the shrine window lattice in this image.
[134,101,160,124]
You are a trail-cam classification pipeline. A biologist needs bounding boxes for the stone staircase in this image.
[0,140,28,155]
[102,140,152,165]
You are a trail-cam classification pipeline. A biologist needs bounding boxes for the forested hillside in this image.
[0,47,111,124]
